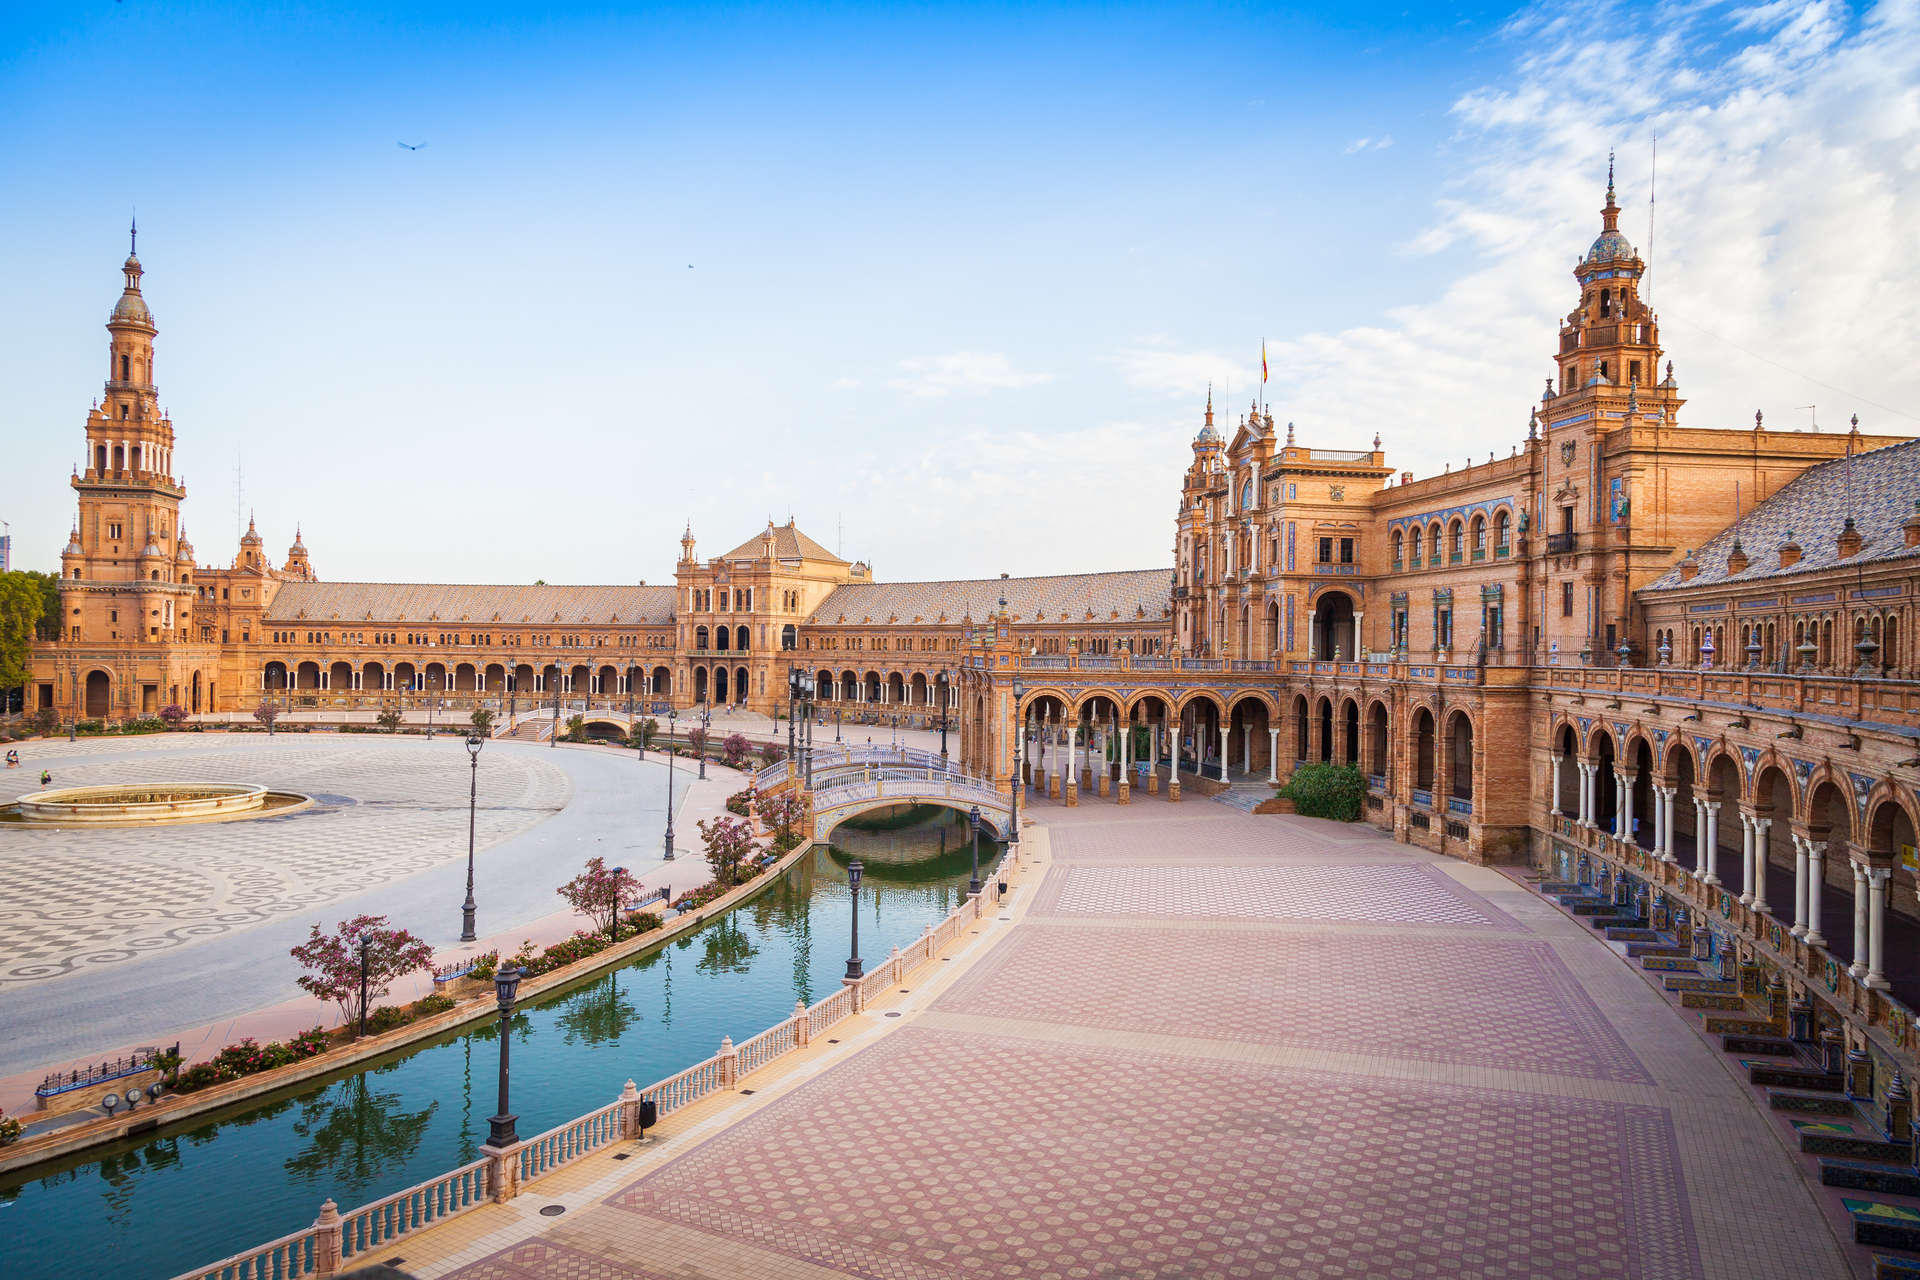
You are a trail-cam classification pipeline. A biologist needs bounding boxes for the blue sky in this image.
[4,1,1916,583]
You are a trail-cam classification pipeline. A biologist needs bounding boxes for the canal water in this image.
[0,807,1001,1280]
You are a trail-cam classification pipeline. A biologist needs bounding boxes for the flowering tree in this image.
[290,914,434,1031]
[557,856,642,937]
[253,700,280,730]
[757,791,804,845]
[698,815,759,887]
[159,703,189,729]
[686,726,707,758]
[759,742,785,766]
[722,732,750,768]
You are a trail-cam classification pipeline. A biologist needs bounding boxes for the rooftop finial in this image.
[1204,383,1213,427]
[1285,420,1295,446]
[130,211,137,257]
[1606,150,1615,203]
[1851,412,1861,434]
[1755,409,1763,431]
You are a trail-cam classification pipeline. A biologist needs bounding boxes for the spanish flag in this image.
[1261,340,1268,384]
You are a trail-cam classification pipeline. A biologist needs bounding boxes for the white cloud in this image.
[829,376,861,390]
[1344,135,1395,154]
[1267,0,1920,476]
[1110,339,1254,399]
[888,351,1052,398]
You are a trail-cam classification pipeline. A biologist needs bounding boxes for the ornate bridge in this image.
[755,747,1014,840]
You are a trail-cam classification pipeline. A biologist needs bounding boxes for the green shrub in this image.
[410,993,456,1018]
[626,910,663,934]
[724,790,751,816]
[1278,763,1366,822]
[367,1005,409,1034]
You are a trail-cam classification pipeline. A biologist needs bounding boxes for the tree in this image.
[629,716,658,750]
[159,704,188,729]
[687,725,707,758]
[0,570,57,702]
[253,700,281,730]
[557,856,641,938]
[469,707,495,734]
[722,732,750,768]
[760,742,785,767]
[698,814,758,888]
[290,914,435,1032]
[757,790,804,846]
[564,713,586,742]
[376,707,402,731]
[28,708,58,738]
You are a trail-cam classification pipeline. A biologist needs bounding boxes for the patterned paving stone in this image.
[936,924,1652,1084]
[0,738,568,985]
[444,1240,677,1280]
[604,1027,1701,1280]
[1036,861,1520,929]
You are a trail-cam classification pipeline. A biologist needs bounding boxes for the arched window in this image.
[1448,520,1464,561]
[781,624,797,650]
[1428,524,1442,560]
[120,354,130,380]
[1470,515,1485,558]
[1495,510,1511,552]
[1391,530,1404,567]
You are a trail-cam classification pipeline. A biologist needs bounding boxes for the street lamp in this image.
[355,932,372,1037]
[663,708,678,861]
[936,670,949,760]
[968,804,982,895]
[487,964,525,1148]
[461,734,483,941]
[1010,737,1022,846]
[844,858,864,980]
[549,666,560,748]
[427,676,439,740]
[697,704,711,781]
[799,670,816,787]
[610,866,626,942]
[835,708,842,743]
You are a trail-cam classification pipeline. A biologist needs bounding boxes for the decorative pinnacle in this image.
[1606,150,1615,204]
[1851,413,1861,433]
[1755,409,1763,431]
[130,213,138,257]
[1285,420,1295,446]
[1528,406,1538,437]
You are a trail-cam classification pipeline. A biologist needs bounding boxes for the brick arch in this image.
[1122,689,1176,718]
[1068,688,1128,718]
[1172,688,1228,717]
[1226,689,1279,717]
[1658,733,1698,782]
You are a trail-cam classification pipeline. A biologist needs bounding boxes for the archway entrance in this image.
[714,666,730,704]
[84,670,110,718]
[1311,593,1356,660]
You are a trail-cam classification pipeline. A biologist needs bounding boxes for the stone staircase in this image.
[1541,879,1920,1277]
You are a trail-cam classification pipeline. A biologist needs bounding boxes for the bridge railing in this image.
[173,837,1024,1280]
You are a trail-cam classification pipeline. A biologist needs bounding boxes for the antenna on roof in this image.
[1797,405,1817,432]
[1646,133,1655,306]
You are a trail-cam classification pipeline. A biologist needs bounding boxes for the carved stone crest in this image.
[1560,440,1577,466]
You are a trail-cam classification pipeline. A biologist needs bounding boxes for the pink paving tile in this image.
[1031,861,1523,930]
[935,925,1652,1084]
[604,1027,1700,1280]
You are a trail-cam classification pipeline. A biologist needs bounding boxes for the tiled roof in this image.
[806,568,1172,625]
[718,520,847,565]
[1645,438,1920,590]
[265,582,677,625]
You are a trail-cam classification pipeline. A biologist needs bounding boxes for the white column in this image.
[1582,763,1597,827]
[1791,835,1810,938]
[1166,725,1177,785]
[1241,725,1252,774]
[1649,786,1664,855]
[1663,788,1677,860]
[1867,868,1892,990]
[1550,755,1564,815]
[1738,813,1754,901]
[1219,725,1230,779]
[1806,841,1828,947]
[1573,763,1587,825]
[1149,723,1159,777]
[1851,862,1870,979]
[1751,818,1773,914]
[1066,728,1078,786]
[1701,801,1720,885]
[1268,728,1280,783]
[1352,611,1364,659]
[1618,773,1635,841]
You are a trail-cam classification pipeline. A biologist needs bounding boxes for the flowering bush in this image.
[174,1027,330,1094]
[725,790,752,816]
[625,910,663,934]
[252,700,280,730]
[0,1106,22,1146]
[759,742,785,766]
[722,733,750,768]
[757,791,804,845]
[159,703,189,728]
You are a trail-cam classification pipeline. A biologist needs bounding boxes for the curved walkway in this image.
[353,803,1853,1279]
[0,734,714,1089]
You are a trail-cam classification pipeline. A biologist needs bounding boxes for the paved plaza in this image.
[382,801,1855,1280]
[0,733,698,1082]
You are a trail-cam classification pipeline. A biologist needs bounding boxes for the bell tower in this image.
[55,230,196,716]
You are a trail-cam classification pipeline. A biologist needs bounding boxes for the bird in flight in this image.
[396,141,428,151]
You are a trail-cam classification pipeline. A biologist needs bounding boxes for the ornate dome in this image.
[1194,422,1222,446]
[1585,229,1635,265]
[112,255,152,323]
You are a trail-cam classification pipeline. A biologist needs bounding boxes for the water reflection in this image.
[1,805,992,1280]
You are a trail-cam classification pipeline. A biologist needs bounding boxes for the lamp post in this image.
[609,866,626,942]
[835,708,842,743]
[891,713,899,747]
[549,666,560,747]
[1010,737,1022,845]
[937,670,949,761]
[800,670,815,788]
[355,932,372,1037]
[844,858,864,980]
[697,704,711,780]
[1010,676,1024,844]
[968,804,982,895]
[487,965,525,1148]
[461,734,483,941]
[663,708,677,861]
[426,676,438,740]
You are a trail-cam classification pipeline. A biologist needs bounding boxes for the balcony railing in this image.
[1546,532,1578,555]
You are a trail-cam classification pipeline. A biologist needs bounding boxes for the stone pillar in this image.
[1867,867,1892,990]
[1701,801,1720,885]
[1751,818,1773,914]
[1352,611,1364,659]
[1117,717,1131,804]
[1579,763,1595,827]
[1218,725,1230,782]
[1148,723,1160,794]
[1167,723,1181,802]
[1851,862,1870,979]
[313,1199,344,1274]
[718,1035,738,1088]
[1064,726,1079,807]
[1791,836,1810,938]
[1617,772,1635,842]
[1805,841,1828,947]
[1268,728,1280,783]
[792,1000,811,1049]
[1241,723,1253,774]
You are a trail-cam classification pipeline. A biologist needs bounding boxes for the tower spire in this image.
[1601,150,1620,232]
[130,212,137,257]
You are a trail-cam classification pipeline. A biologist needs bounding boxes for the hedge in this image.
[1277,762,1366,822]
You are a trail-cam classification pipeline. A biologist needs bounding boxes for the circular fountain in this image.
[3,783,310,826]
